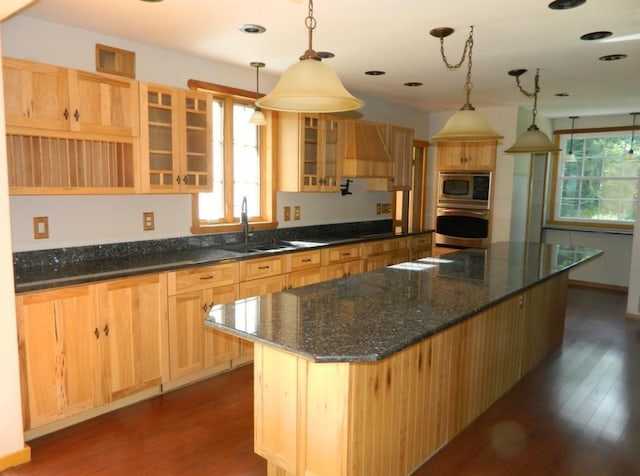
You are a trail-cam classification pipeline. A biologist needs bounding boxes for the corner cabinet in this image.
[139,83,212,193]
[277,112,342,192]
[437,140,497,171]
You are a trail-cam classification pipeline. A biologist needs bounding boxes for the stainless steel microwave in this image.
[437,171,491,209]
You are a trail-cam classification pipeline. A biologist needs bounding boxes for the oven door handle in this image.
[438,208,489,217]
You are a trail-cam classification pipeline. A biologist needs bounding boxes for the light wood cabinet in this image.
[362,237,410,271]
[286,249,324,288]
[409,232,432,260]
[321,243,364,280]
[367,125,415,191]
[95,274,168,401]
[3,57,140,194]
[277,113,342,192]
[167,263,240,379]
[16,286,103,429]
[3,57,138,136]
[341,120,392,178]
[437,141,496,171]
[139,83,212,193]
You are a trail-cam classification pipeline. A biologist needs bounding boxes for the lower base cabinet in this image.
[16,273,168,430]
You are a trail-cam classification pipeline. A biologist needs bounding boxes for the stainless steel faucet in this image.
[241,196,249,243]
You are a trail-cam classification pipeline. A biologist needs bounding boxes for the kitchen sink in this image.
[219,241,297,254]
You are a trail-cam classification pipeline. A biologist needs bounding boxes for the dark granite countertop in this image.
[204,242,602,363]
[14,223,430,293]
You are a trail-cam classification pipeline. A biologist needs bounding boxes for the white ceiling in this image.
[18,0,640,119]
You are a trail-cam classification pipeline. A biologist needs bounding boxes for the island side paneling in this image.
[254,272,568,476]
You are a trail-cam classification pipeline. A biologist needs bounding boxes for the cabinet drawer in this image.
[239,274,287,299]
[362,237,408,256]
[286,249,322,273]
[322,260,364,280]
[168,262,239,295]
[239,256,285,281]
[322,244,362,265]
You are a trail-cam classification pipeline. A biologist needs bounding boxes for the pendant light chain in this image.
[513,68,541,125]
[438,26,475,109]
[300,0,319,60]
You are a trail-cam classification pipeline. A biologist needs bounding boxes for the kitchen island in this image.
[205,242,601,476]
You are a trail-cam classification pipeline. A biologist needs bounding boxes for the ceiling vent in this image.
[95,43,136,78]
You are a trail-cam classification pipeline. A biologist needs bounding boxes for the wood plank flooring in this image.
[4,287,640,476]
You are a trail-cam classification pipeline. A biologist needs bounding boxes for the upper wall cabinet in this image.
[3,57,140,194]
[341,120,392,178]
[3,57,139,136]
[277,112,342,192]
[437,141,497,171]
[139,83,212,193]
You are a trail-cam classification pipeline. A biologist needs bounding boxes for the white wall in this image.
[0,27,27,467]
[2,15,429,252]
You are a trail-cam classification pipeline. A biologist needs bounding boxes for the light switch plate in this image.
[143,212,155,231]
[284,206,291,221]
[294,206,301,220]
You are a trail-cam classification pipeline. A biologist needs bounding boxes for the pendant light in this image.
[624,112,639,160]
[505,68,560,154]
[249,62,266,126]
[255,0,363,113]
[564,116,578,163]
[430,26,503,142]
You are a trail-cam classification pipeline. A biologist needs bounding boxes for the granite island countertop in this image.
[204,242,602,363]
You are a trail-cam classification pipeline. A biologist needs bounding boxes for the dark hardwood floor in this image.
[4,287,640,476]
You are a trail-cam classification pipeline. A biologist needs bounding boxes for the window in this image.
[190,81,275,234]
[549,129,638,230]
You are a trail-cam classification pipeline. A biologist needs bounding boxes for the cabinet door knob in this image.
[103,324,109,337]
[176,176,181,184]
[74,109,80,121]
[183,176,189,184]
[94,328,100,339]
[202,303,209,312]
[63,108,70,120]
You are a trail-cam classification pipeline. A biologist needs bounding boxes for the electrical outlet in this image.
[284,206,291,221]
[294,206,301,220]
[143,212,155,231]
[33,216,49,239]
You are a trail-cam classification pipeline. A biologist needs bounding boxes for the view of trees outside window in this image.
[198,101,260,222]
[555,131,638,226]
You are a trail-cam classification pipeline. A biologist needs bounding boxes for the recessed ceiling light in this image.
[238,24,266,34]
[599,54,627,61]
[365,70,386,76]
[555,92,571,97]
[548,0,586,10]
[140,0,163,2]
[580,31,612,41]
[404,82,423,87]
[316,51,335,59]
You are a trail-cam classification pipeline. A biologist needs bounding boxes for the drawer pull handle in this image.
[258,265,270,270]
[341,252,351,256]
[302,258,312,263]
[200,275,214,280]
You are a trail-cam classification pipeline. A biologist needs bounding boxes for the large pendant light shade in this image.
[431,109,503,142]
[255,57,363,113]
[505,68,560,154]
[430,26,503,142]
[255,0,363,114]
[504,124,560,153]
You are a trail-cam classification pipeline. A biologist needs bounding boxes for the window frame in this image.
[548,125,638,232]
[188,79,277,235]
